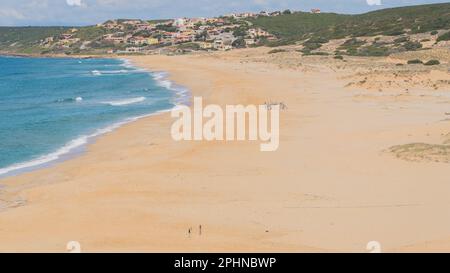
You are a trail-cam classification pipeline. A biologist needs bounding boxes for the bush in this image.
[334,55,344,60]
[394,36,409,43]
[177,42,200,51]
[424,59,440,66]
[430,30,438,35]
[302,42,322,51]
[306,51,329,56]
[232,38,246,48]
[357,45,389,56]
[307,36,329,44]
[265,39,295,47]
[407,59,423,64]
[268,48,286,54]
[437,31,450,42]
[403,41,423,51]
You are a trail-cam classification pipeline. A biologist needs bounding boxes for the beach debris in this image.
[199,225,202,236]
[264,101,288,111]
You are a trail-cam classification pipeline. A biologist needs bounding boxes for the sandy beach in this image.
[0,47,450,252]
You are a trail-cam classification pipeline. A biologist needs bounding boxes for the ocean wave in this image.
[102,97,146,106]
[152,71,190,105]
[91,69,132,76]
[0,135,88,176]
[54,97,83,103]
[117,59,190,106]
[120,58,134,69]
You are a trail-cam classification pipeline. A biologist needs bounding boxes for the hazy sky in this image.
[0,0,448,26]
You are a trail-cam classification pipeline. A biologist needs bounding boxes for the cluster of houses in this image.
[39,9,321,54]
[97,16,276,54]
[41,28,80,49]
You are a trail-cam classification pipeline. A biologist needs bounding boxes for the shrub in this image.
[232,38,246,48]
[357,45,389,56]
[424,59,440,66]
[307,51,329,56]
[437,31,450,42]
[268,48,286,54]
[265,39,295,47]
[305,42,322,50]
[430,30,438,35]
[394,36,409,43]
[177,42,200,51]
[403,41,423,51]
[407,59,423,64]
[334,55,344,60]
[383,29,405,36]
[307,36,329,44]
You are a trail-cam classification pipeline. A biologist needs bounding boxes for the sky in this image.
[0,0,448,26]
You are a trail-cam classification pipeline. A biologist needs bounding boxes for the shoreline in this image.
[0,48,450,252]
[0,56,188,179]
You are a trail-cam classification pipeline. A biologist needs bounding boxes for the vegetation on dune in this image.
[249,12,349,43]
[250,3,450,44]
[437,31,450,42]
[389,143,450,163]
[407,59,424,64]
[268,48,287,54]
[424,59,440,66]
[177,42,201,51]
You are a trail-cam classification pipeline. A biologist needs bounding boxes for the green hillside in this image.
[250,3,450,42]
[0,27,70,53]
[0,3,449,56]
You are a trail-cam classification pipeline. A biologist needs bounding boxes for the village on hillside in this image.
[39,9,320,55]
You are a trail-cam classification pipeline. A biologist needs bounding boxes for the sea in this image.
[0,56,188,177]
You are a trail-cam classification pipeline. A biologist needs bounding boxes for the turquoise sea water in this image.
[0,56,187,177]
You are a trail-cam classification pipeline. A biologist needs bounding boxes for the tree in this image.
[232,38,246,48]
[283,9,292,15]
[233,28,247,37]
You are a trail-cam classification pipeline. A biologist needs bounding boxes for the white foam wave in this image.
[151,71,190,105]
[0,136,88,176]
[120,58,134,69]
[0,108,174,177]
[117,60,190,105]
[102,97,146,106]
[91,70,102,76]
[92,69,132,76]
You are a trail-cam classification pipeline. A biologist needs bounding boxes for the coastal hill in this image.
[0,3,449,56]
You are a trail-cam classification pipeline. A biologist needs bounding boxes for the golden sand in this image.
[0,48,449,252]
